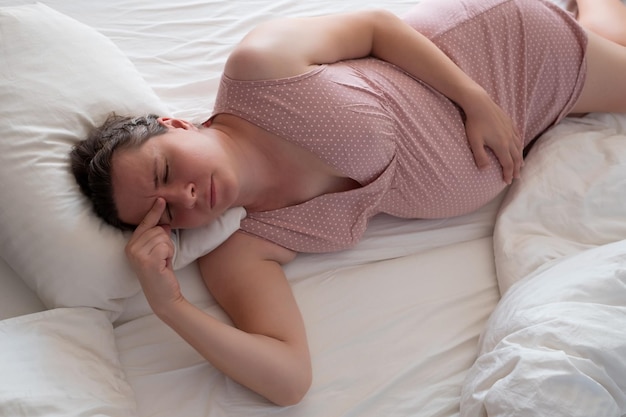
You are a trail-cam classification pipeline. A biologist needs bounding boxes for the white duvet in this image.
[461,113,626,417]
[463,240,626,417]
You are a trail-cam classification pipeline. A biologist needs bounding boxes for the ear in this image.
[157,117,197,131]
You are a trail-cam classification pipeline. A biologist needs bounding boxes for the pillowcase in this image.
[0,307,138,416]
[0,4,240,321]
[171,207,246,270]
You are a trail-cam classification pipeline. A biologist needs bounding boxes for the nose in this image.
[163,182,196,209]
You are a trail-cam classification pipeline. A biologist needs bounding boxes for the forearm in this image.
[369,10,523,182]
[156,298,312,406]
[370,10,487,112]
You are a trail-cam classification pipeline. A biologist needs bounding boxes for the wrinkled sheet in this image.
[462,113,626,416]
[462,240,626,417]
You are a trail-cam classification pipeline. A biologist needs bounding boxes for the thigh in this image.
[570,30,626,115]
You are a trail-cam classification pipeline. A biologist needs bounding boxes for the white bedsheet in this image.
[116,237,499,417]
[0,1,500,415]
[5,0,624,416]
[0,0,501,415]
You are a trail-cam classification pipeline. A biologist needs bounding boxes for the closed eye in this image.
[162,159,173,223]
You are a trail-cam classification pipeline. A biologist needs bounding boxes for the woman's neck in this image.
[209,113,360,213]
[208,114,292,211]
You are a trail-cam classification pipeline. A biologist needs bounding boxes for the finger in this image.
[148,239,175,268]
[126,224,170,260]
[134,198,166,235]
[504,156,515,184]
[516,132,524,168]
[471,145,491,171]
[507,130,523,178]
[126,230,174,271]
[512,129,522,151]
[129,226,171,253]
[493,145,514,184]
[511,126,524,158]
[143,236,175,275]
[510,141,522,180]
[466,133,490,170]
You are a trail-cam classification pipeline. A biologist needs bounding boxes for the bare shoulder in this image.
[197,230,296,296]
[223,10,385,81]
[224,18,313,81]
[201,230,295,267]
[197,231,303,338]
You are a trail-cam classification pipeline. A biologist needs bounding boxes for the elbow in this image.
[270,364,312,406]
[368,8,400,31]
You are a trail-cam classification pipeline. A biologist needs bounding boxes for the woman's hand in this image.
[462,90,523,184]
[125,201,311,405]
[125,198,183,315]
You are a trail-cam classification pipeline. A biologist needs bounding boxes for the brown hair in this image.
[70,113,167,230]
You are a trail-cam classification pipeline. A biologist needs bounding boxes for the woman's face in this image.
[111,119,238,229]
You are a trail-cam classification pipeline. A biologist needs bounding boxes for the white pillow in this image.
[0,4,239,321]
[171,207,246,270]
[0,307,138,416]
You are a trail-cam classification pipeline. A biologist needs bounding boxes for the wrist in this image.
[151,294,190,324]
[457,85,491,116]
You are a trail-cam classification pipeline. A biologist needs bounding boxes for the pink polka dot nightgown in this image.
[210,0,588,253]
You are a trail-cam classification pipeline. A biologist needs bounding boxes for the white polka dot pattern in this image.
[211,0,587,253]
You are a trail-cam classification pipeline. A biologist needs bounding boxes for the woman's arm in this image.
[173,232,311,406]
[125,199,311,406]
[225,10,522,183]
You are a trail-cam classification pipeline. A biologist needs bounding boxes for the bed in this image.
[1,0,626,416]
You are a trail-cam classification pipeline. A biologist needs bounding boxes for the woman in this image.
[71,0,626,406]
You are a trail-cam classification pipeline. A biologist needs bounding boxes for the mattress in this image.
[2,0,626,416]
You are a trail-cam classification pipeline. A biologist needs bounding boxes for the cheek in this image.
[219,175,239,207]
